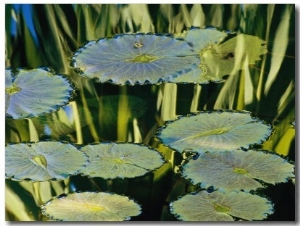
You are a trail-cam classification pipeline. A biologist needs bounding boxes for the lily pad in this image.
[5,141,88,181]
[71,33,200,85]
[200,34,268,81]
[181,149,294,192]
[41,191,141,221]
[170,190,273,221]
[79,143,165,179]
[5,68,73,119]
[176,27,229,53]
[157,111,272,154]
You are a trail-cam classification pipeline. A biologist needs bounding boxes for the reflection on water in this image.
[5,4,295,221]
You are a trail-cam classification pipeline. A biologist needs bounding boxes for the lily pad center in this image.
[126,54,159,63]
[6,84,22,95]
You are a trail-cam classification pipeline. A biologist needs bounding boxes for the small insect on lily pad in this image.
[5,68,74,119]
[41,191,141,221]
[181,149,295,192]
[71,33,200,85]
[157,111,272,154]
[79,143,165,179]
[170,190,273,221]
[5,141,88,181]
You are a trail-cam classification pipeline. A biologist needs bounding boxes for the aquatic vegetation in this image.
[41,191,141,221]
[200,33,268,81]
[5,68,74,119]
[79,143,165,179]
[5,141,88,181]
[181,149,294,192]
[170,190,273,221]
[71,33,200,85]
[157,110,272,154]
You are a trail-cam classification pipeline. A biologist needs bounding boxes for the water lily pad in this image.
[41,191,141,221]
[181,149,294,192]
[5,141,88,181]
[170,190,273,221]
[157,111,272,154]
[71,33,200,85]
[200,34,268,81]
[79,143,165,179]
[5,68,73,119]
[176,27,229,53]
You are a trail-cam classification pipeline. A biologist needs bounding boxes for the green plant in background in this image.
[170,190,274,221]
[181,149,294,192]
[41,191,142,221]
[5,141,88,181]
[5,68,74,119]
[157,110,272,154]
[78,142,165,179]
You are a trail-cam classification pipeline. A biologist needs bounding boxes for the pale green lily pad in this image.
[182,149,294,192]
[157,111,272,154]
[200,34,268,81]
[5,68,73,119]
[175,27,229,53]
[41,191,141,221]
[170,190,273,221]
[5,141,88,181]
[72,33,200,85]
[79,143,165,179]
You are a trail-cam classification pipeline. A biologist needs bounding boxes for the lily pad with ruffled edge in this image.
[170,190,273,221]
[71,33,200,85]
[157,111,272,154]
[5,68,74,119]
[41,191,141,221]
[181,149,294,192]
[78,143,165,179]
[5,141,88,182]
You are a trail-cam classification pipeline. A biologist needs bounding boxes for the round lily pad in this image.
[5,68,73,119]
[181,149,295,192]
[170,190,273,221]
[41,191,141,221]
[5,141,88,181]
[79,143,165,179]
[157,111,272,154]
[71,33,200,85]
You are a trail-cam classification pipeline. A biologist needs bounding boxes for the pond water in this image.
[5,4,295,221]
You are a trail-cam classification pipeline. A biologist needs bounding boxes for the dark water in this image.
[5,4,295,221]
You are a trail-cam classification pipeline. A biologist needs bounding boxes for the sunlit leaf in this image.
[170,190,273,221]
[200,34,268,81]
[5,141,88,181]
[182,149,294,191]
[5,68,74,119]
[79,143,165,179]
[41,191,141,221]
[157,111,272,154]
[71,33,200,85]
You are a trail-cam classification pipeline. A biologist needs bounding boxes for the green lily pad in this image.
[41,191,141,221]
[182,149,294,191]
[157,111,272,154]
[5,68,73,119]
[200,34,268,81]
[5,141,88,181]
[79,143,165,179]
[176,27,229,53]
[71,33,200,85]
[170,190,273,221]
